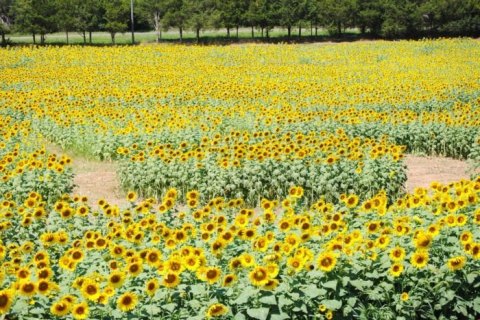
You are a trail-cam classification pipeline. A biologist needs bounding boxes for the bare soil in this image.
[404,155,473,192]
[47,144,128,208]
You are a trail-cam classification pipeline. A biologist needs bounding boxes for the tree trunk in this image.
[1,32,5,46]
[179,27,183,42]
[251,26,254,38]
[299,24,301,37]
[82,31,86,44]
[89,31,92,43]
[315,26,318,36]
[337,22,342,35]
[154,11,161,42]
[227,27,230,37]
[261,27,264,38]
[310,22,313,36]
[66,31,69,44]
[266,28,269,38]
[236,26,239,38]
[40,34,45,45]
[111,32,115,44]
[287,26,291,38]
[196,28,200,43]
[33,32,36,44]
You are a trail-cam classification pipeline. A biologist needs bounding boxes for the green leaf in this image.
[270,313,290,320]
[323,299,342,311]
[473,297,480,314]
[347,297,357,307]
[144,304,161,315]
[467,273,477,284]
[259,294,277,305]
[247,307,270,320]
[323,280,337,290]
[234,287,257,304]
[350,279,373,291]
[234,313,246,320]
[302,284,325,298]
[278,296,294,308]
[161,303,177,313]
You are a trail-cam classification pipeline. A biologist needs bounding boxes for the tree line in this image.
[0,0,479,45]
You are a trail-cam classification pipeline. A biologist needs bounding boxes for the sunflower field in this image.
[0,39,480,319]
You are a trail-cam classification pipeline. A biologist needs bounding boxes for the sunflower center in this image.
[0,295,8,307]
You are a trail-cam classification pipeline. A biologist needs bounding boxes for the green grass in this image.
[6,27,361,45]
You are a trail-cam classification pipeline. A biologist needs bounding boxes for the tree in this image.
[72,0,103,44]
[102,0,128,44]
[13,0,57,44]
[186,0,218,42]
[217,0,248,37]
[163,0,188,41]
[319,0,357,35]
[138,0,166,42]
[0,0,13,45]
[356,0,384,35]
[55,0,76,44]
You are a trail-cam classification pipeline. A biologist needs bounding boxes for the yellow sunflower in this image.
[447,256,466,271]
[145,278,159,296]
[0,289,14,315]
[317,252,337,272]
[206,303,229,318]
[108,270,126,289]
[249,266,269,286]
[117,292,138,312]
[162,273,180,288]
[410,250,429,269]
[71,302,89,320]
[80,279,100,301]
[389,263,404,277]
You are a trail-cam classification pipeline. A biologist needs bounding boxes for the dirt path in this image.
[404,155,473,192]
[47,144,128,208]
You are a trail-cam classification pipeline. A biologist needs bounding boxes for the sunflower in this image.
[414,232,433,249]
[126,191,137,202]
[222,274,237,287]
[162,272,180,288]
[317,251,337,272]
[145,249,162,266]
[204,267,221,284]
[50,300,71,317]
[165,257,184,274]
[126,262,143,277]
[345,194,359,208]
[206,303,229,318]
[389,246,406,262]
[389,263,404,277]
[262,278,279,290]
[81,279,100,301]
[0,289,14,315]
[37,279,57,295]
[108,271,126,289]
[71,302,89,320]
[410,250,429,269]
[287,256,304,272]
[18,280,36,297]
[401,292,409,301]
[240,253,256,268]
[447,256,466,271]
[117,292,138,312]
[249,266,269,286]
[145,278,159,296]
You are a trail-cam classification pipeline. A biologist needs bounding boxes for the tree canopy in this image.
[1,0,479,45]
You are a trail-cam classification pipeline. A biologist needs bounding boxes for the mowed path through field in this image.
[48,143,474,207]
